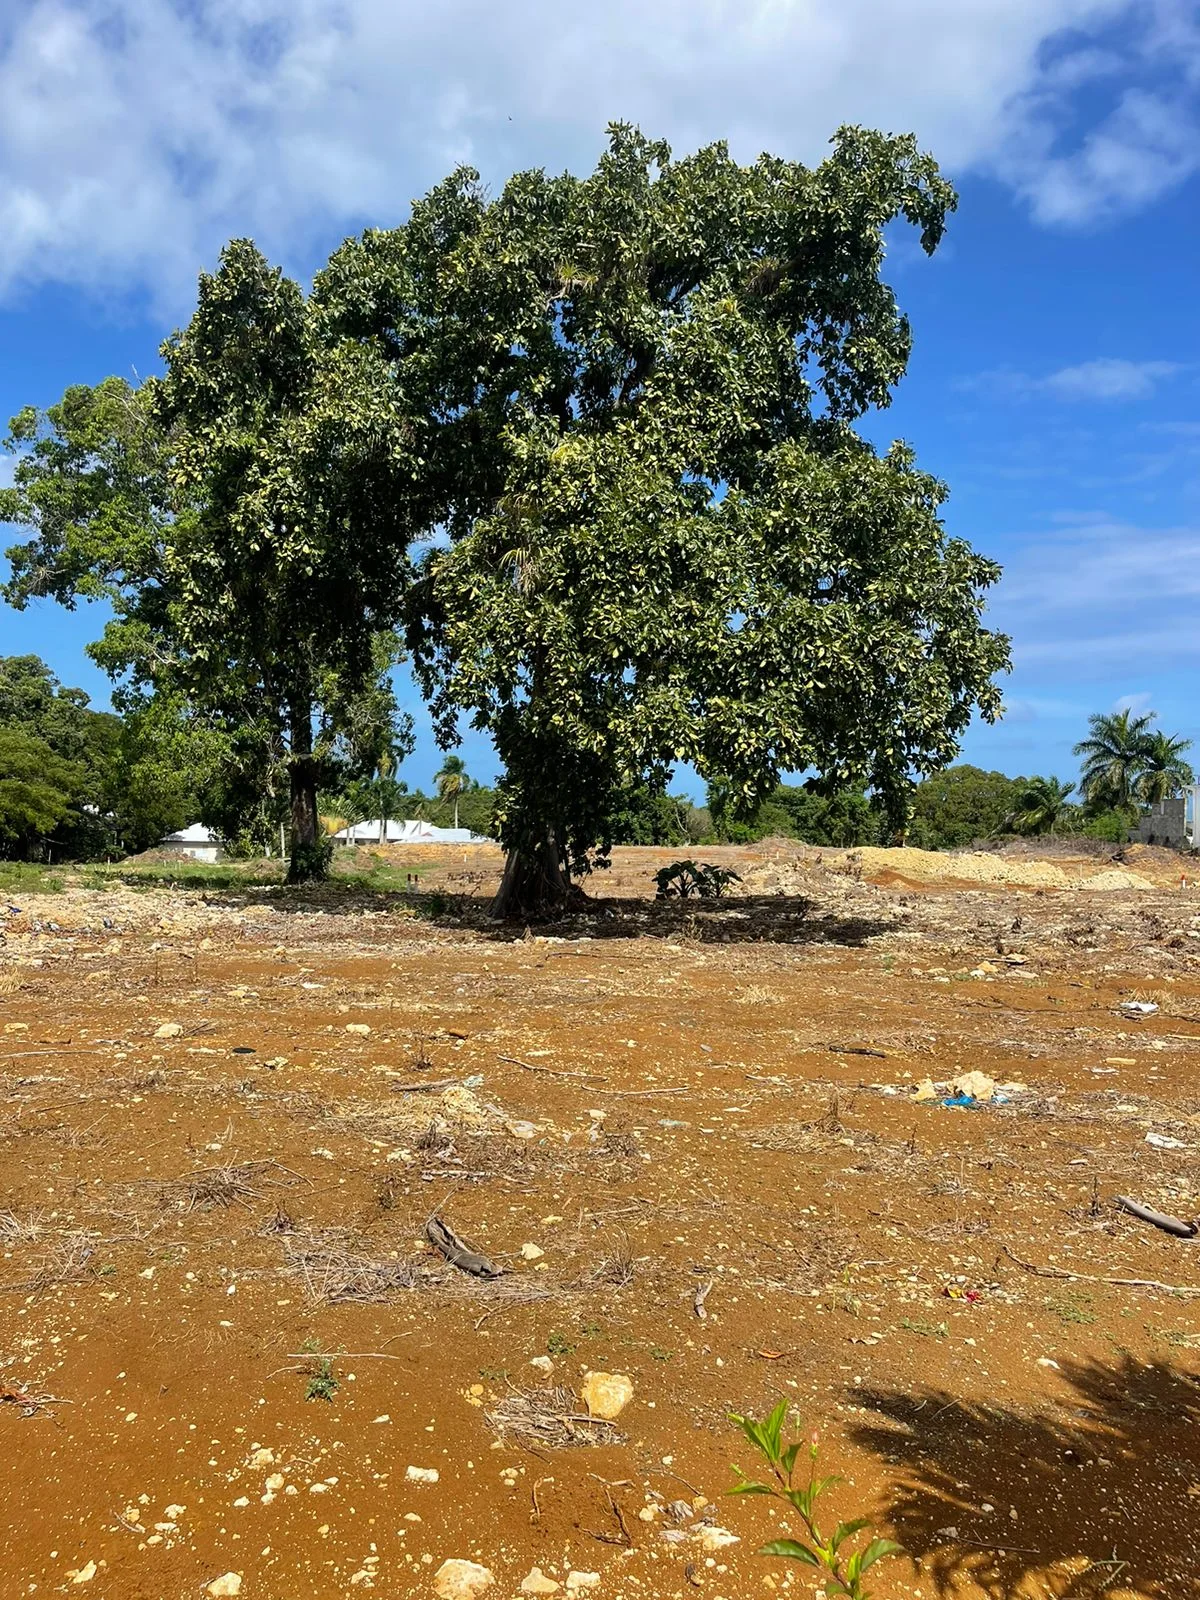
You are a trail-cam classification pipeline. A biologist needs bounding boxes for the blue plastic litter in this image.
[940,1093,981,1109]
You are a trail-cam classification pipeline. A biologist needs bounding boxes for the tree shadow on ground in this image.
[848,1354,1200,1598]
[478,893,893,946]
[185,882,895,946]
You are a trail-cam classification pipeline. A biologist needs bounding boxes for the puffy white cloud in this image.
[0,0,1194,305]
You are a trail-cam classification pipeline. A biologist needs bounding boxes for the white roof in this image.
[162,823,219,844]
[333,818,480,844]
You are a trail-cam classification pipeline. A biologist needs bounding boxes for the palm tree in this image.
[1073,709,1156,810]
[434,755,470,830]
[1004,776,1076,837]
[1137,730,1194,804]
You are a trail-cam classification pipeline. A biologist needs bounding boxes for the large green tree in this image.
[322,124,1008,914]
[2,247,415,880]
[1073,709,1154,810]
[1137,728,1194,804]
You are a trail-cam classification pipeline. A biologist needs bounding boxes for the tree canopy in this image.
[1,247,414,879]
[316,123,1008,912]
[4,124,1012,906]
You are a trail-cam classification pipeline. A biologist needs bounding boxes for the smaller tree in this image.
[1074,709,1154,810]
[0,728,83,857]
[434,755,471,830]
[1004,776,1076,837]
[1137,729,1194,804]
[908,765,1025,850]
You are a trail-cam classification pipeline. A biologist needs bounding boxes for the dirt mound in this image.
[835,845,1160,893]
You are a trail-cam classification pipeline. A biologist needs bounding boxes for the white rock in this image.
[580,1371,633,1420]
[70,1563,98,1584]
[345,1023,372,1035]
[694,1525,740,1552]
[206,1576,243,1599]
[154,1022,184,1039]
[520,1242,545,1262]
[265,1473,284,1492]
[164,1504,186,1518]
[432,1558,495,1600]
[520,1568,560,1595]
[529,1355,555,1375]
[406,1465,440,1484]
[565,1575,600,1593]
[248,1447,275,1468]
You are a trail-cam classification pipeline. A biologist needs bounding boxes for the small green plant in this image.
[654,860,742,900]
[546,1330,576,1357]
[900,1317,947,1338]
[300,1340,340,1402]
[1045,1292,1094,1326]
[650,1345,673,1362]
[729,1401,900,1599]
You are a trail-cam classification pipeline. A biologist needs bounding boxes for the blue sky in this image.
[2,1,1199,800]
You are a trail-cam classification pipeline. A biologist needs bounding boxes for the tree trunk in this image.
[286,700,326,883]
[490,827,581,920]
[454,796,459,830]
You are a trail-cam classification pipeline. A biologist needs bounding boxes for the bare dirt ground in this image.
[2,840,1199,1600]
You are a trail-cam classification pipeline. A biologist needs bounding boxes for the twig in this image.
[827,1045,888,1058]
[961,1539,1042,1556]
[498,1055,606,1084]
[604,1086,690,1098]
[1002,1244,1200,1295]
[693,1276,713,1320]
[531,1475,552,1523]
[391,1078,461,1094]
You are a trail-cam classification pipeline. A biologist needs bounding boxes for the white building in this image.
[332,818,482,845]
[160,823,221,862]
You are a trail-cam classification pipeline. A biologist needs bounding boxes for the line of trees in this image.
[2,123,1011,911]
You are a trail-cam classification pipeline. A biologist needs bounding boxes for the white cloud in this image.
[961,357,1185,402]
[990,513,1200,674]
[0,1,1194,305]
[1043,358,1184,399]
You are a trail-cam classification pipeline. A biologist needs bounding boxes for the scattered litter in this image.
[1119,1001,1159,1017]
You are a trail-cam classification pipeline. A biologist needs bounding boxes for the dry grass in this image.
[11,1232,98,1293]
[283,1231,420,1303]
[0,1209,44,1244]
[485,1384,626,1448]
[162,1159,299,1213]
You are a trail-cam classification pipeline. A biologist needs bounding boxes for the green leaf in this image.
[831,1517,872,1551]
[756,1540,820,1565]
[859,1537,903,1571]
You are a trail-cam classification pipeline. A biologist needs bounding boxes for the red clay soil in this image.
[1,843,1198,1600]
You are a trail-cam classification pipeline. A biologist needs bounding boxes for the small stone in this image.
[529,1355,554,1375]
[580,1371,633,1420]
[70,1563,98,1584]
[232,1496,250,1507]
[154,1022,184,1039]
[520,1242,545,1262]
[164,1504,186,1519]
[432,1558,495,1600]
[206,1577,243,1599]
[912,1079,938,1102]
[520,1568,561,1595]
[345,1023,372,1035]
[1037,1357,1061,1370]
[694,1526,740,1552]
[565,1576,600,1593]
[406,1465,439,1484]
[265,1474,284,1492]
[248,1448,275,1468]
